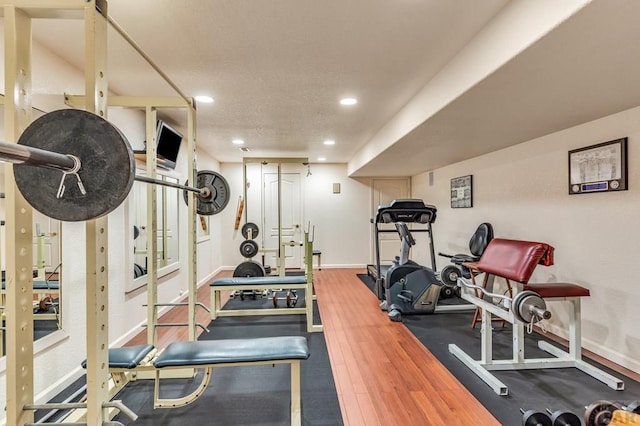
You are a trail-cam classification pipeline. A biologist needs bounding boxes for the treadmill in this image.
[368,199,438,300]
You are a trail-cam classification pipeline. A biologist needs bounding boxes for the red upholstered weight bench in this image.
[450,238,624,395]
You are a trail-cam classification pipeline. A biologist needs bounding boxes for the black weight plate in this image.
[522,410,552,426]
[14,109,135,221]
[183,170,230,215]
[241,222,260,240]
[239,239,259,258]
[233,260,265,277]
[550,410,581,426]
[440,264,461,287]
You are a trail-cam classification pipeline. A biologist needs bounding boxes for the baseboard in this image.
[34,366,85,407]
[539,323,640,380]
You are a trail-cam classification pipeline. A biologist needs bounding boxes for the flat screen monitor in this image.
[156,120,183,169]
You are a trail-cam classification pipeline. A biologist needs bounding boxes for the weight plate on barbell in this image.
[512,290,547,324]
[233,260,265,277]
[241,222,259,240]
[14,109,136,221]
[183,170,230,215]
[239,239,259,258]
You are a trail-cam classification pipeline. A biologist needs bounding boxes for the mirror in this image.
[131,172,180,286]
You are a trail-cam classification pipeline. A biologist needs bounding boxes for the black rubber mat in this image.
[111,299,342,425]
[357,273,640,425]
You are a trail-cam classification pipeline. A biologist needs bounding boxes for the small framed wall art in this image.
[451,175,473,208]
[568,137,627,195]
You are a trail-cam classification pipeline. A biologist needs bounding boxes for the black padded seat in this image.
[154,336,309,368]
[82,344,154,369]
[210,276,307,286]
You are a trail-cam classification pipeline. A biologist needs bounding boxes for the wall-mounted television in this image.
[155,120,183,170]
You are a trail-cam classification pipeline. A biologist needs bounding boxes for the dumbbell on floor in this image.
[545,409,582,426]
[521,408,552,426]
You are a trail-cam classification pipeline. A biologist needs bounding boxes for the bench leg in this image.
[291,360,301,426]
[210,289,220,320]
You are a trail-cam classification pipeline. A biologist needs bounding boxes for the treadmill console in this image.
[375,199,437,224]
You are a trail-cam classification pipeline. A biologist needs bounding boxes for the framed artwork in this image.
[451,175,473,208]
[568,138,627,195]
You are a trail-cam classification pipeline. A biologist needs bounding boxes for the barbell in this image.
[458,278,551,325]
[3,109,230,221]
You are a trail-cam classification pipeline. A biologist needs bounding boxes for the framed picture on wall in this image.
[568,137,628,195]
[451,175,473,208]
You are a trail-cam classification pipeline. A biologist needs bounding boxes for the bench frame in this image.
[153,359,302,424]
[107,348,305,426]
[449,279,624,395]
[210,278,323,333]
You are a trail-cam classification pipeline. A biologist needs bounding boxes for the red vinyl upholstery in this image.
[475,238,554,284]
[523,283,590,298]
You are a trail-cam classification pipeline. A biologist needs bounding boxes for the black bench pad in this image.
[82,344,155,369]
[210,276,307,286]
[154,336,309,368]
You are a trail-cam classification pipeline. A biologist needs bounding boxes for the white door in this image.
[264,172,302,271]
[371,178,410,265]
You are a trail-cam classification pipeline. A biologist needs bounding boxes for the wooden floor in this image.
[127,267,500,425]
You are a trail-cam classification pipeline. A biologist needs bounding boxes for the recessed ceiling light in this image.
[317,157,326,161]
[195,95,214,103]
[323,140,335,145]
[232,139,245,145]
[339,97,357,106]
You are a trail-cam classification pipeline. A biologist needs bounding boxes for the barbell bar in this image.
[457,278,551,325]
[2,109,229,221]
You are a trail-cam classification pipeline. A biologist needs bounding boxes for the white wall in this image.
[412,105,640,374]
[219,162,372,270]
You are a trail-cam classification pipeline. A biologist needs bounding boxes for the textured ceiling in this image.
[27,1,640,177]
[29,0,508,169]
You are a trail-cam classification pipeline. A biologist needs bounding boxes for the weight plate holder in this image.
[239,239,259,258]
[14,109,136,222]
[183,170,230,216]
[241,222,259,240]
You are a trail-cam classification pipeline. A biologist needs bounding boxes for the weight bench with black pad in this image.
[450,238,624,395]
[85,336,310,426]
[210,275,323,332]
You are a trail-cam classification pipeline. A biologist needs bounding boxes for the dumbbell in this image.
[546,409,583,426]
[584,400,620,426]
[521,408,552,426]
